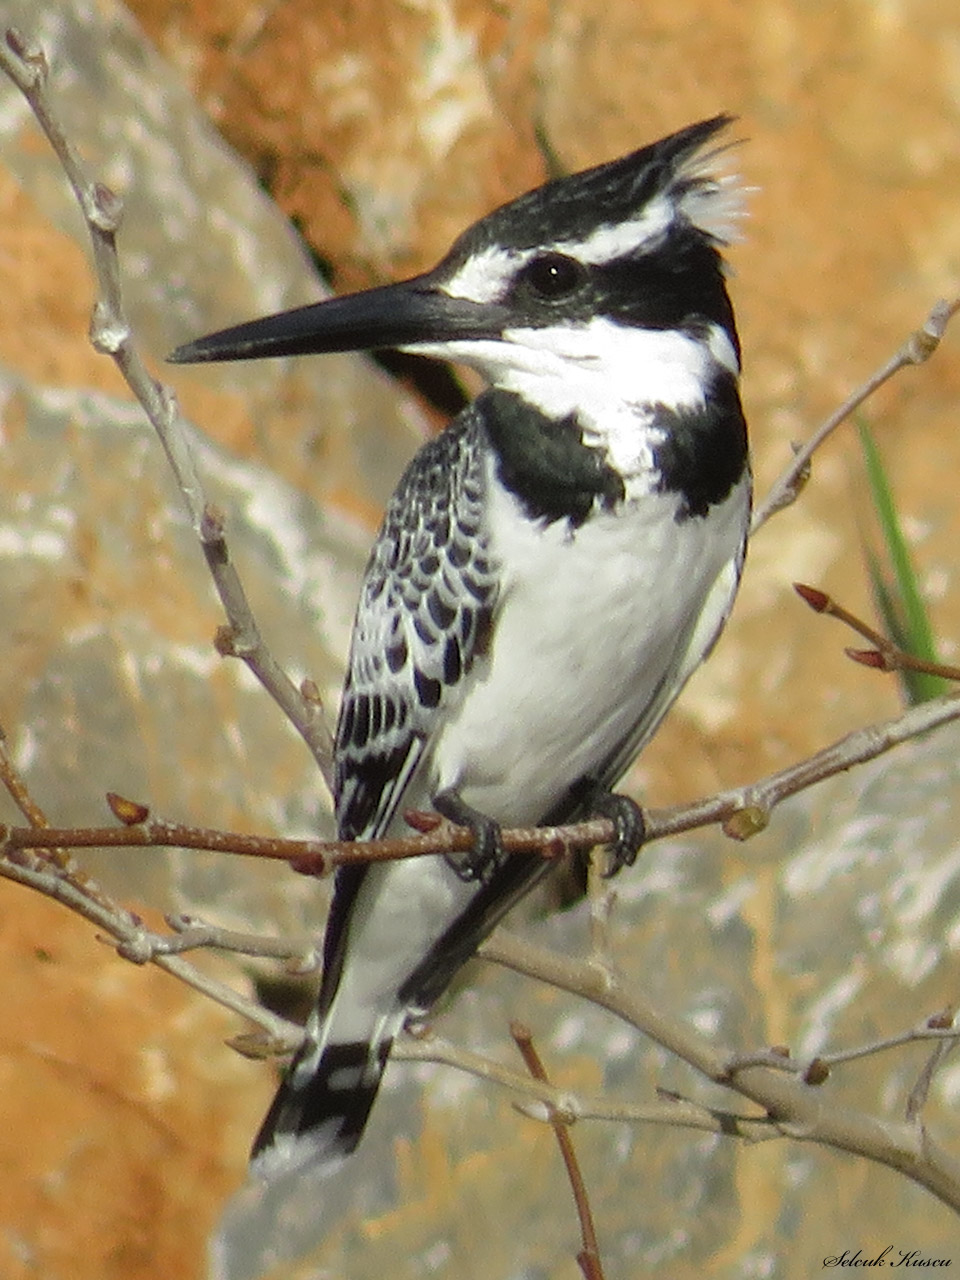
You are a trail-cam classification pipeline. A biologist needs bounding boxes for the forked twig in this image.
[0,724,301,1045]
[907,1007,960,1123]
[794,583,960,681]
[484,931,960,1216]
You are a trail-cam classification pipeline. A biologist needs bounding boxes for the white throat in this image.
[406,319,738,491]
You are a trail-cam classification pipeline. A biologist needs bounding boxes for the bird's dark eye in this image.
[519,252,587,299]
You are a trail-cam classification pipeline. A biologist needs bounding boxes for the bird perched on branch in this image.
[171,114,751,1180]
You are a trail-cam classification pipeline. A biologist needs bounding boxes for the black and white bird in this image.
[170,115,751,1180]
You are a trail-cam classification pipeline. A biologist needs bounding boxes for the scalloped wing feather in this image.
[334,408,499,843]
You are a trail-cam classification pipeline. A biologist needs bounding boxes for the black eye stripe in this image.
[518,252,588,299]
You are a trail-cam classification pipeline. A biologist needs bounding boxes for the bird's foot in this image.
[433,789,505,884]
[587,786,646,877]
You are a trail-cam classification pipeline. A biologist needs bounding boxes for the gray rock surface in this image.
[0,0,428,932]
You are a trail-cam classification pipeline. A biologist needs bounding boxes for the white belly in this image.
[428,474,747,823]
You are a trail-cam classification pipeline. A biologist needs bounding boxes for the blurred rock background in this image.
[1,0,960,1276]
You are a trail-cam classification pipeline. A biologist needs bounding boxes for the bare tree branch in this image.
[751,295,960,532]
[3,679,960,884]
[656,689,960,842]
[394,1033,780,1141]
[481,931,960,1215]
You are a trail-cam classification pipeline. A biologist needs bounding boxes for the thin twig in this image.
[394,1035,779,1140]
[155,913,318,964]
[752,296,960,532]
[4,683,960,872]
[653,689,960,843]
[820,1021,960,1071]
[202,506,335,788]
[586,852,617,972]
[0,724,51,829]
[0,845,300,1047]
[512,1022,605,1280]
[907,1035,959,1124]
[794,583,960,681]
[0,811,617,873]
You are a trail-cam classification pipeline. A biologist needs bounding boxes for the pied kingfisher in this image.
[171,115,751,1180]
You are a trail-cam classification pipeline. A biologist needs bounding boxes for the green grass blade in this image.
[858,421,947,704]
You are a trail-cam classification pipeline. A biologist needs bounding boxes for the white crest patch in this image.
[675,139,750,243]
[557,144,748,262]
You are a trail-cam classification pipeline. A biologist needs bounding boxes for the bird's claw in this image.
[433,789,505,884]
[590,789,645,877]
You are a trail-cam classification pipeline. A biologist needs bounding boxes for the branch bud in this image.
[89,300,130,354]
[403,808,443,833]
[927,1007,956,1031]
[5,28,47,81]
[722,805,768,841]
[106,791,149,825]
[793,582,829,612]
[845,647,891,670]
[89,181,123,233]
[214,624,238,657]
[803,1057,830,1086]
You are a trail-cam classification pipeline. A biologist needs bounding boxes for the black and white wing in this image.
[316,406,499,1111]
[334,407,499,843]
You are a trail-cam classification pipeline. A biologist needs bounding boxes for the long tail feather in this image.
[250,1025,397,1179]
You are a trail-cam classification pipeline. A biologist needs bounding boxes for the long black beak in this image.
[168,274,506,364]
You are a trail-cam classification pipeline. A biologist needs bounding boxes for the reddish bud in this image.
[290,854,326,877]
[403,809,443,833]
[541,833,566,860]
[845,647,889,669]
[927,1008,956,1030]
[793,582,829,612]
